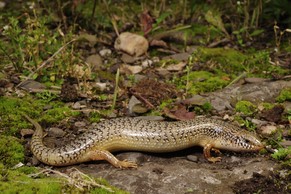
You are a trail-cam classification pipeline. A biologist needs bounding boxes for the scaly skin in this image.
[24,115,264,168]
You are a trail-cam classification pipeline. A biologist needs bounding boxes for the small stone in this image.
[114,32,149,56]
[165,61,187,71]
[141,59,153,68]
[250,118,268,126]
[18,79,46,92]
[163,52,190,61]
[20,129,34,137]
[85,54,103,71]
[120,64,143,74]
[72,102,81,109]
[99,48,112,57]
[0,1,6,9]
[128,96,148,114]
[186,155,198,162]
[94,82,107,91]
[48,127,66,138]
[260,125,277,135]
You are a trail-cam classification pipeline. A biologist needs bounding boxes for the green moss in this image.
[193,102,213,114]
[235,100,256,116]
[89,111,102,123]
[0,135,24,167]
[260,102,275,110]
[176,70,229,95]
[0,96,80,135]
[234,115,257,131]
[190,47,288,77]
[40,106,80,124]
[0,169,62,194]
[0,96,42,135]
[0,167,127,194]
[271,147,291,166]
[276,88,291,102]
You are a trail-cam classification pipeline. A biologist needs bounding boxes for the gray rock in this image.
[128,96,148,114]
[186,155,199,162]
[85,54,103,71]
[48,127,66,138]
[260,125,277,135]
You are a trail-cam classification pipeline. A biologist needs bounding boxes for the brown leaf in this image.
[163,104,195,121]
[149,39,168,48]
[140,10,155,36]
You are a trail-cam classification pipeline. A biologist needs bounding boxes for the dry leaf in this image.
[163,104,195,121]
[140,10,155,36]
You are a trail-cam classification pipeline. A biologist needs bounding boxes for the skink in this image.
[24,115,264,168]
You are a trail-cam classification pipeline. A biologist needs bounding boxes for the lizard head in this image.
[209,124,264,152]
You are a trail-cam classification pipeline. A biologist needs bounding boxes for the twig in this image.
[28,168,113,192]
[111,68,120,110]
[225,72,247,88]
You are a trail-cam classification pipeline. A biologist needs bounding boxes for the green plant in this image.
[35,91,58,102]
[0,13,78,82]
[271,147,291,161]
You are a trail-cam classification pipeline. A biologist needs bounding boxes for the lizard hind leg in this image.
[86,149,138,168]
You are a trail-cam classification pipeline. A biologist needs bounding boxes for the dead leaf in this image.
[140,10,155,36]
[166,62,187,71]
[163,104,195,121]
[150,39,168,48]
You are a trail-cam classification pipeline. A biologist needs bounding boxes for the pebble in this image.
[99,48,112,57]
[72,102,81,109]
[114,32,149,56]
[0,1,6,9]
[94,82,107,91]
[85,54,103,71]
[120,64,143,74]
[250,118,268,126]
[141,59,153,68]
[260,125,277,135]
[186,155,198,162]
[128,96,148,114]
[48,127,66,138]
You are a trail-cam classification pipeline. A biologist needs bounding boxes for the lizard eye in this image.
[244,138,251,144]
